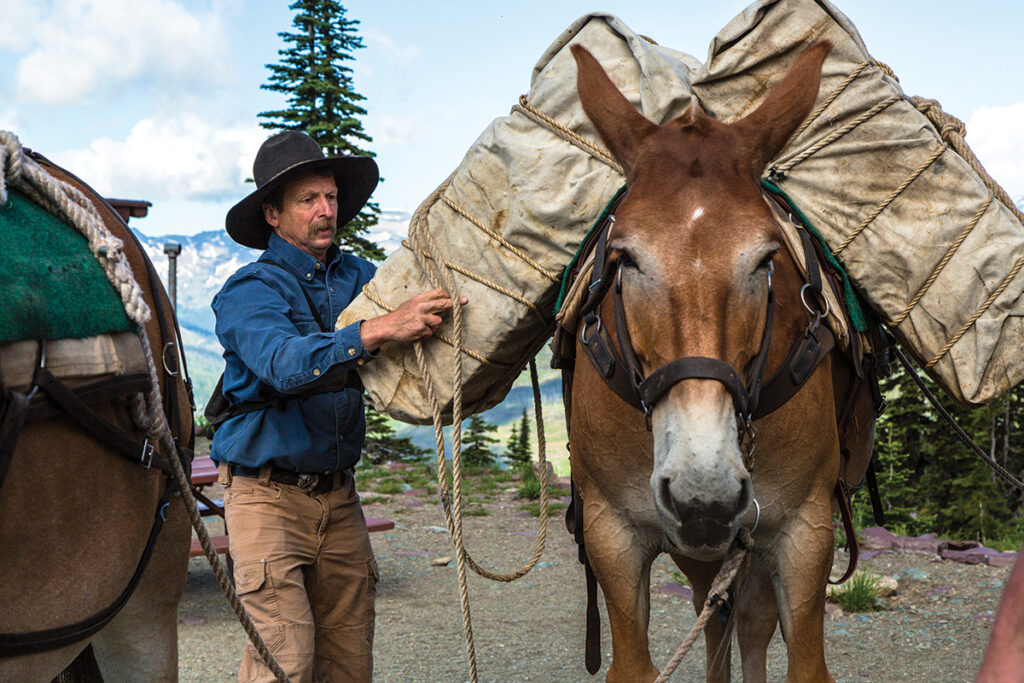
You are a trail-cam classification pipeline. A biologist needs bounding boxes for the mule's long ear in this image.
[571,44,657,180]
[733,40,832,175]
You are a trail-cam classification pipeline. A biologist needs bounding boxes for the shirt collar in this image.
[266,232,343,277]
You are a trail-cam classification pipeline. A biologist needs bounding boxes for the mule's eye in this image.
[614,249,638,270]
[757,249,778,271]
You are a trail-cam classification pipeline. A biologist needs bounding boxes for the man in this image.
[211,130,459,682]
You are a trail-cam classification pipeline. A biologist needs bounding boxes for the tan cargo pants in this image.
[222,468,377,683]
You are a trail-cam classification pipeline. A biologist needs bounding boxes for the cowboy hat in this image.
[226,130,379,249]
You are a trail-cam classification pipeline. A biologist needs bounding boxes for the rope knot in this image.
[0,130,26,206]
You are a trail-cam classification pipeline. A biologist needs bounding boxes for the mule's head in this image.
[572,41,830,559]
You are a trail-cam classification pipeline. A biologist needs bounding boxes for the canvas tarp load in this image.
[340,0,1024,423]
[337,14,700,424]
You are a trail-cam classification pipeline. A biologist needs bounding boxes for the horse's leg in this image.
[673,555,733,683]
[90,495,190,682]
[735,556,778,683]
[583,496,660,683]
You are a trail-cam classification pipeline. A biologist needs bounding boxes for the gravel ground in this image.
[178,486,1011,682]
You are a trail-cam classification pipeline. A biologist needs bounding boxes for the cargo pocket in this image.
[234,559,286,653]
[365,558,379,647]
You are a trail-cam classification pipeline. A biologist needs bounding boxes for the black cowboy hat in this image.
[226,130,379,249]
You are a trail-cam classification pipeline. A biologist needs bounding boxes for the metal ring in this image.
[750,498,761,535]
[580,317,601,344]
[162,342,179,377]
[799,283,830,319]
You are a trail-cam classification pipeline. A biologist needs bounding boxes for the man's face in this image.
[264,171,339,260]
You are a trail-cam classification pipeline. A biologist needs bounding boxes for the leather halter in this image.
[577,196,834,431]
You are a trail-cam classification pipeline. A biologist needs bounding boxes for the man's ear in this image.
[263,203,280,228]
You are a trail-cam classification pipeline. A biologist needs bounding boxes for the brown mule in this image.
[0,156,193,681]
[567,42,876,682]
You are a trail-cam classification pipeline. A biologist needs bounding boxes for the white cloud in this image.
[965,102,1024,201]
[58,112,266,202]
[0,2,42,51]
[364,30,421,65]
[368,113,427,148]
[12,0,228,105]
[0,108,19,132]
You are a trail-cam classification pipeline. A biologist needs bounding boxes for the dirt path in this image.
[178,488,1011,682]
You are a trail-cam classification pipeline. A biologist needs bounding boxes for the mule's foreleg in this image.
[735,555,779,683]
[584,500,660,683]
[673,555,734,683]
[768,495,836,683]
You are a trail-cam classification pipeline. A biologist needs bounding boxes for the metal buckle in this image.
[140,438,155,469]
[295,472,319,491]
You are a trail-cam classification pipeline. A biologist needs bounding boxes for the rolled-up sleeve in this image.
[214,273,361,394]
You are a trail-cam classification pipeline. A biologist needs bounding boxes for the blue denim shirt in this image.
[209,232,376,472]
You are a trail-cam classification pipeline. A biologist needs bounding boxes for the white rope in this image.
[0,130,151,326]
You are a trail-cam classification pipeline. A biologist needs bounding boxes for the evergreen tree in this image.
[505,422,522,463]
[363,406,428,464]
[461,414,499,467]
[504,408,533,472]
[260,0,384,260]
[517,408,532,463]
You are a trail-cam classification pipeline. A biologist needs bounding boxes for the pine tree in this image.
[363,406,428,464]
[260,0,384,260]
[517,408,531,463]
[504,408,533,473]
[461,414,499,467]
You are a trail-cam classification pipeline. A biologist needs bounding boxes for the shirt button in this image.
[306,273,312,279]
[313,368,321,376]
[357,359,365,366]
[347,348,356,357]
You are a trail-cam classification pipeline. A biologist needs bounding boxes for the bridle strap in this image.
[640,356,750,415]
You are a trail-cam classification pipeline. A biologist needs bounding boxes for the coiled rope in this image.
[0,131,291,683]
[394,170,554,682]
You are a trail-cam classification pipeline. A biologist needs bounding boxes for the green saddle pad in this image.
[0,188,135,344]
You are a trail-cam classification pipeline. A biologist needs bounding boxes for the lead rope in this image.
[403,178,551,683]
[653,529,752,683]
[0,131,291,683]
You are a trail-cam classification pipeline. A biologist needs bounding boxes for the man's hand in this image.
[359,289,468,352]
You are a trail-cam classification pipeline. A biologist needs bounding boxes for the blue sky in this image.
[2,0,1022,238]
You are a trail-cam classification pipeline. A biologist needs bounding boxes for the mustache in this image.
[311,218,337,232]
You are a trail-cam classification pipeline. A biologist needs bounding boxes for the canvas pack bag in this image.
[342,0,1024,423]
[688,0,1024,407]
[337,14,700,424]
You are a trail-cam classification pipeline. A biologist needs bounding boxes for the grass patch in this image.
[464,506,490,516]
[521,501,566,517]
[669,569,689,587]
[373,479,405,495]
[829,571,881,613]
[360,495,387,506]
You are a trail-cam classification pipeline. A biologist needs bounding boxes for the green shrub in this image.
[517,478,542,500]
[831,571,881,613]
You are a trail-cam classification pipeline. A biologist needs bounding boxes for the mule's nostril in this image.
[657,476,679,521]
[736,477,752,517]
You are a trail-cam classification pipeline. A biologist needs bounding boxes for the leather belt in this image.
[231,464,349,495]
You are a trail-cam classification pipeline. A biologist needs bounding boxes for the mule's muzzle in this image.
[654,474,753,559]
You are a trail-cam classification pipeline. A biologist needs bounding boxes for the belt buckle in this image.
[295,472,319,492]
